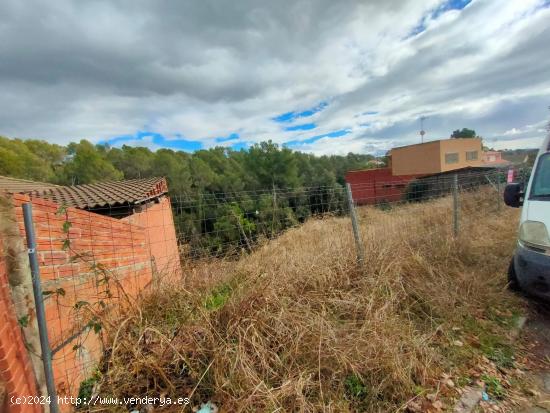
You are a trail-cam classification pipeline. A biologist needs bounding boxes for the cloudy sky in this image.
[1,0,549,155]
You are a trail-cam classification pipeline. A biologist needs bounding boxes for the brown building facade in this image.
[389,138,483,176]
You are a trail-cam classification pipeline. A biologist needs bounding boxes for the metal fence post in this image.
[496,170,502,213]
[346,183,365,265]
[452,174,459,237]
[22,203,59,413]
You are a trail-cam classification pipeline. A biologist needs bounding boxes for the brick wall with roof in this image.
[2,193,171,411]
[0,176,182,410]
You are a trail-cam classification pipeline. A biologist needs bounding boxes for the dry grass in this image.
[91,189,524,412]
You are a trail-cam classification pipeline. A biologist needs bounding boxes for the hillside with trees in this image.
[0,136,377,191]
[1,134,536,256]
[0,136,380,255]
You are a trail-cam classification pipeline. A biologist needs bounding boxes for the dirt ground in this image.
[517,299,550,413]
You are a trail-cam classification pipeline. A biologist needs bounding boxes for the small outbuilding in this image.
[0,176,181,407]
[345,138,497,205]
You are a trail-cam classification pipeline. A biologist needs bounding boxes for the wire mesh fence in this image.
[4,165,531,410]
[171,185,349,259]
[347,169,520,254]
[168,167,530,264]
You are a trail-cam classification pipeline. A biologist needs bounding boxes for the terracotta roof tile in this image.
[0,176,61,193]
[0,176,168,209]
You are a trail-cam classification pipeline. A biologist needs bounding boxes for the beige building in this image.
[389,138,483,176]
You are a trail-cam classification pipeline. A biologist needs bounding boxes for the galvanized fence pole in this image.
[345,183,365,265]
[496,170,502,213]
[452,174,459,237]
[22,203,60,413]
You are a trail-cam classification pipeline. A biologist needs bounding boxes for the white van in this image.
[504,134,550,297]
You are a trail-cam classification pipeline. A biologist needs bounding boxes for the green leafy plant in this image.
[76,370,101,406]
[481,374,505,399]
[344,374,368,400]
[204,283,233,311]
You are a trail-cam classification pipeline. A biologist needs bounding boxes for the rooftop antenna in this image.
[419,116,427,143]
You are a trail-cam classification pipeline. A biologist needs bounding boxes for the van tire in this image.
[508,257,520,291]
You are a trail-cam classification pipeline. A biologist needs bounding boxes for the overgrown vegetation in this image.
[0,136,378,188]
[86,189,524,412]
[0,135,379,255]
[0,135,534,256]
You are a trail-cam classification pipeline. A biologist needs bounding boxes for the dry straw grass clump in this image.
[93,189,523,412]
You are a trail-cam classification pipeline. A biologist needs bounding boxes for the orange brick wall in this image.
[4,193,181,411]
[123,196,181,279]
[0,233,41,413]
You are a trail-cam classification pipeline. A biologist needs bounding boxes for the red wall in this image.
[345,168,422,205]
[123,196,181,279]
[3,193,180,411]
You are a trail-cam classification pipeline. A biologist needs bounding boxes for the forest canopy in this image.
[0,134,534,256]
[0,136,378,193]
[1,136,383,255]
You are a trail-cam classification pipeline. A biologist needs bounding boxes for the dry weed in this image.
[91,189,523,412]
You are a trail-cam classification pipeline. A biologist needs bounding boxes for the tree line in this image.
[0,136,378,255]
[0,136,378,190]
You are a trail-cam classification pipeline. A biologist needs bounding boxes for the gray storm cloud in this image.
[0,0,548,152]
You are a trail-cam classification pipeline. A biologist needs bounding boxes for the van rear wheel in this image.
[508,257,520,291]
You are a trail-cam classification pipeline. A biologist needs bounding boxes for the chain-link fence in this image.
[168,168,526,265]
[171,185,349,260]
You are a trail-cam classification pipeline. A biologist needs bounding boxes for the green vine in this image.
[51,204,133,354]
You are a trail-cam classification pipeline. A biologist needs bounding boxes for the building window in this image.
[466,150,478,161]
[445,152,459,164]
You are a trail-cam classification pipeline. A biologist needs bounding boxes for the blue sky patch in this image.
[284,123,317,132]
[229,141,249,151]
[432,0,472,19]
[408,0,472,38]
[272,101,328,123]
[324,129,351,138]
[409,22,427,37]
[285,128,351,147]
[164,137,203,152]
[105,131,203,152]
[215,133,240,143]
